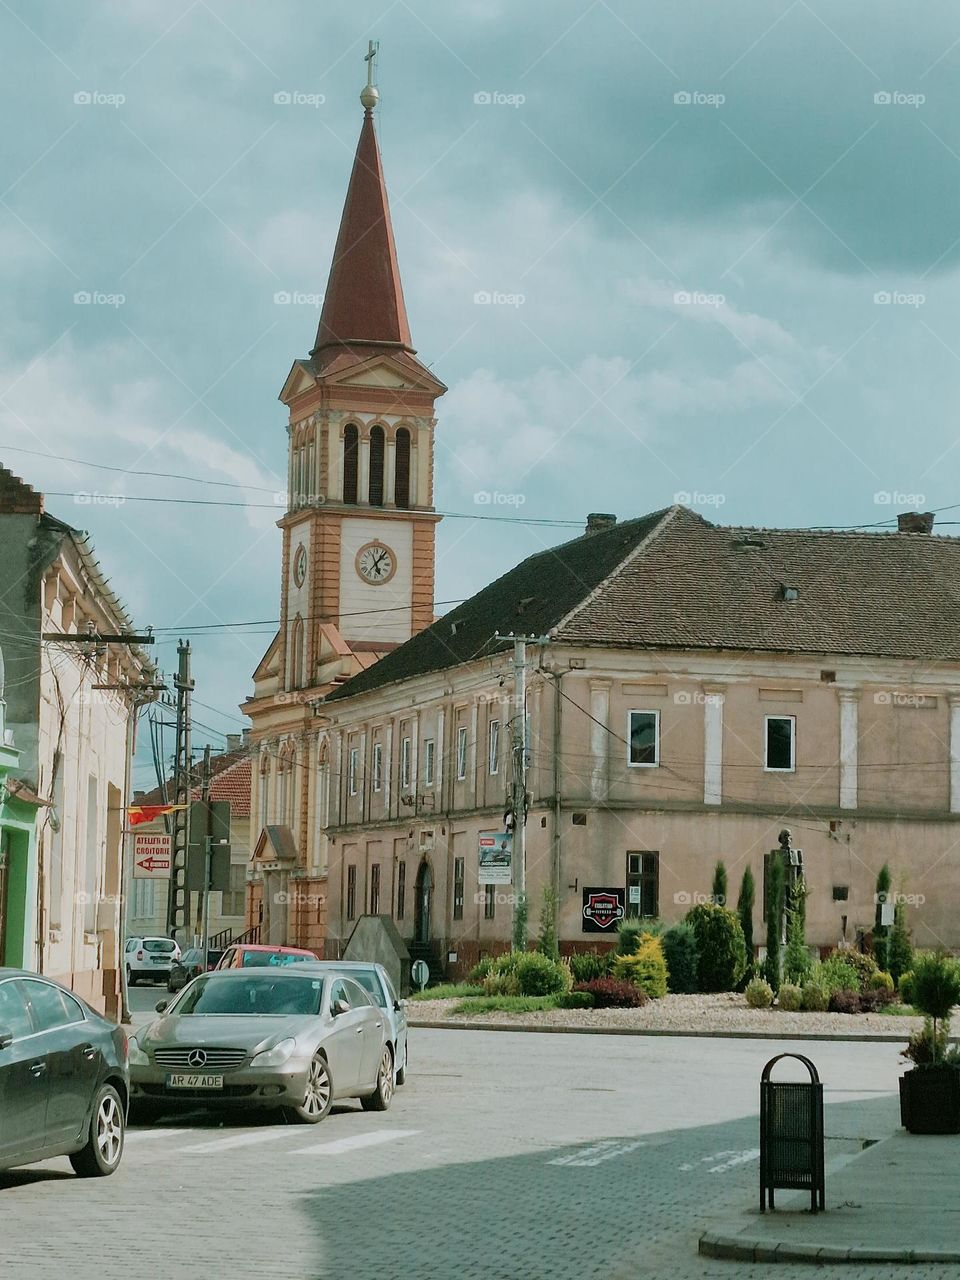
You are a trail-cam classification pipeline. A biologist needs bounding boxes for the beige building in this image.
[0,466,153,1014]
[316,504,960,977]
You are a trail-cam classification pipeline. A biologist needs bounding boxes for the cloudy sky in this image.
[3,0,960,783]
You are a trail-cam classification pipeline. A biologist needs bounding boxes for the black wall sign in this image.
[582,887,626,933]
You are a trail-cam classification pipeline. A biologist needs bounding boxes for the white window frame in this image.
[488,719,500,775]
[764,714,796,773]
[372,741,383,792]
[348,746,359,796]
[456,726,468,781]
[627,709,660,768]
[423,738,435,787]
[400,736,411,791]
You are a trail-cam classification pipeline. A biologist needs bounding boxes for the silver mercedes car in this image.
[127,968,394,1124]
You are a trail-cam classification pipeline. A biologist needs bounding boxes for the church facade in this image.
[242,77,445,954]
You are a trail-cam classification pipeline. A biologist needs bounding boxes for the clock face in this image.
[355,540,397,585]
[293,545,307,587]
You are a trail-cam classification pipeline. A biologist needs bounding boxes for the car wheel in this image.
[284,1053,333,1124]
[128,1099,162,1126]
[126,966,138,988]
[69,1084,125,1177]
[361,1045,394,1112]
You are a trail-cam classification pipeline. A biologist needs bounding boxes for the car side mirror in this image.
[0,1028,13,1051]
[155,999,168,1014]
[332,999,350,1016]
[393,998,403,1012]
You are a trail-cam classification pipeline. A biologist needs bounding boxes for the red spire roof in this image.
[312,108,412,358]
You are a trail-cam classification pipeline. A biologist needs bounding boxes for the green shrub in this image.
[783,878,812,985]
[468,958,494,984]
[903,1016,950,1067]
[801,981,830,1012]
[572,977,646,1008]
[483,971,519,997]
[778,982,803,1012]
[712,860,728,907]
[898,970,915,1005]
[491,951,521,974]
[737,867,756,964]
[685,902,747,992]
[764,853,785,991]
[910,952,960,1059]
[536,885,560,962]
[616,919,643,955]
[869,970,895,994]
[569,950,612,984]
[819,956,861,995]
[611,934,668,999]
[888,901,914,985]
[829,990,861,1015]
[557,990,594,1009]
[826,947,878,992]
[661,922,699,994]
[873,864,892,968]
[514,951,571,997]
[745,977,774,1008]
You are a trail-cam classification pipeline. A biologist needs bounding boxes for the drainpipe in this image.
[542,667,564,908]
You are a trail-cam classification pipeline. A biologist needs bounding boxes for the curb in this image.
[408,1018,932,1043]
[698,1232,960,1264]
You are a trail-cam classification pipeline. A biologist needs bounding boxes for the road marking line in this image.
[177,1129,294,1154]
[549,1139,647,1167]
[709,1149,760,1174]
[125,1129,191,1143]
[294,1129,420,1155]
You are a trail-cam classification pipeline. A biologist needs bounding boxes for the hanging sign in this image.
[133,832,171,878]
[478,831,513,885]
[582,887,625,932]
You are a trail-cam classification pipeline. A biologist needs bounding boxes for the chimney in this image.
[0,466,43,515]
[585,513,617,535]
[225,733,242,752]
[897,511,935,534]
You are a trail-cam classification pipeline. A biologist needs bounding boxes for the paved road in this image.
[1,1009,926,1280]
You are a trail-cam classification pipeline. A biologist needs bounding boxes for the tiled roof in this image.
[135,748,251,816]
[325,504,960,704]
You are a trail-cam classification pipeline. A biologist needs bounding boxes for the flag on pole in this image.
[127,803,187,827]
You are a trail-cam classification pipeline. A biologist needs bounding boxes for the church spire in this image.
[311,43,413,360]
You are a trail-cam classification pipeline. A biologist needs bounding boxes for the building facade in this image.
[0,645,41,968]
[0,467,152,1013]
[316,505,960,975]
[243,78,445,953]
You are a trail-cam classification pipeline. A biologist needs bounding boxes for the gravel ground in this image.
[408,991,928,1037]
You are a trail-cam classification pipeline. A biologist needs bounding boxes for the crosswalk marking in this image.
[549,1139,647,1168]
[178,1129,294,1154]
[294,1128,419,1155]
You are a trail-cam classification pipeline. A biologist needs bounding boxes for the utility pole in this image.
[505,633,549,950]
[166,640,194,942]
[195,744,212,948]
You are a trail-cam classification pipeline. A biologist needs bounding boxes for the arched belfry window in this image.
[291,615,305,689]
[369,425,385,506]
[395,427,411,509]
[343,424,359,504]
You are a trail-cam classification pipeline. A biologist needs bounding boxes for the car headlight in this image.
[128,1037,149,1066]
[250,1038,297,1067]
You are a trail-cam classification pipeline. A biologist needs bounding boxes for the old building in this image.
[317,504,960,974]
[243,76,445,953]
[0,467,152,1013]
[128,741,252,947]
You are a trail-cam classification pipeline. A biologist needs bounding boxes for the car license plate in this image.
[152,956,168,963]
[166,1074,223,1089]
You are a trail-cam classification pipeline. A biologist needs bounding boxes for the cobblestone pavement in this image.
[0,1021,920,1280]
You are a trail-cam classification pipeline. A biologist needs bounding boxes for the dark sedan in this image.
[0,969,128,1177]
[168,948,205,992]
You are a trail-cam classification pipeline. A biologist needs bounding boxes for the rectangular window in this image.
[626,851,659,918]
[370,863,381,915]
[84,774,99,932]
[456,726,468,780]
[764,715,796,772]
[484,883,496,920]
[488,719,500,775]
[348,746,359,796]
[222,863,246,916]
[453,857,464,920]
[346,865,357,921]
[132,877,155,920]
[628,711,659,767]
[400,736,411,790]
[423,739,435,787]
[372,742,383,792]
[396,861,406,920]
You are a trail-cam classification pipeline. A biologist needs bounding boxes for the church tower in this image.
[244,51,445,947]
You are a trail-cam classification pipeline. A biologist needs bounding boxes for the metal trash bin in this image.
[759,1052,825,1213]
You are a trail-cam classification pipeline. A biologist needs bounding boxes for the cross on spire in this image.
[360,39,380,112]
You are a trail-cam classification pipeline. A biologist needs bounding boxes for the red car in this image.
[213,943,318,971]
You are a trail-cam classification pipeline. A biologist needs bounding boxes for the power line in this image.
[0,445,281,494]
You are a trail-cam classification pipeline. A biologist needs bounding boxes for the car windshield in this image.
[174,974,324,1016]
[241,950,311,967]
[144,939,177,953]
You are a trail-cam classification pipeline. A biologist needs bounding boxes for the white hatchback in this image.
[126,936,181,986]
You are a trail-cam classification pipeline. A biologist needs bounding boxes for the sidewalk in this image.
[699,1129,960,1264]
